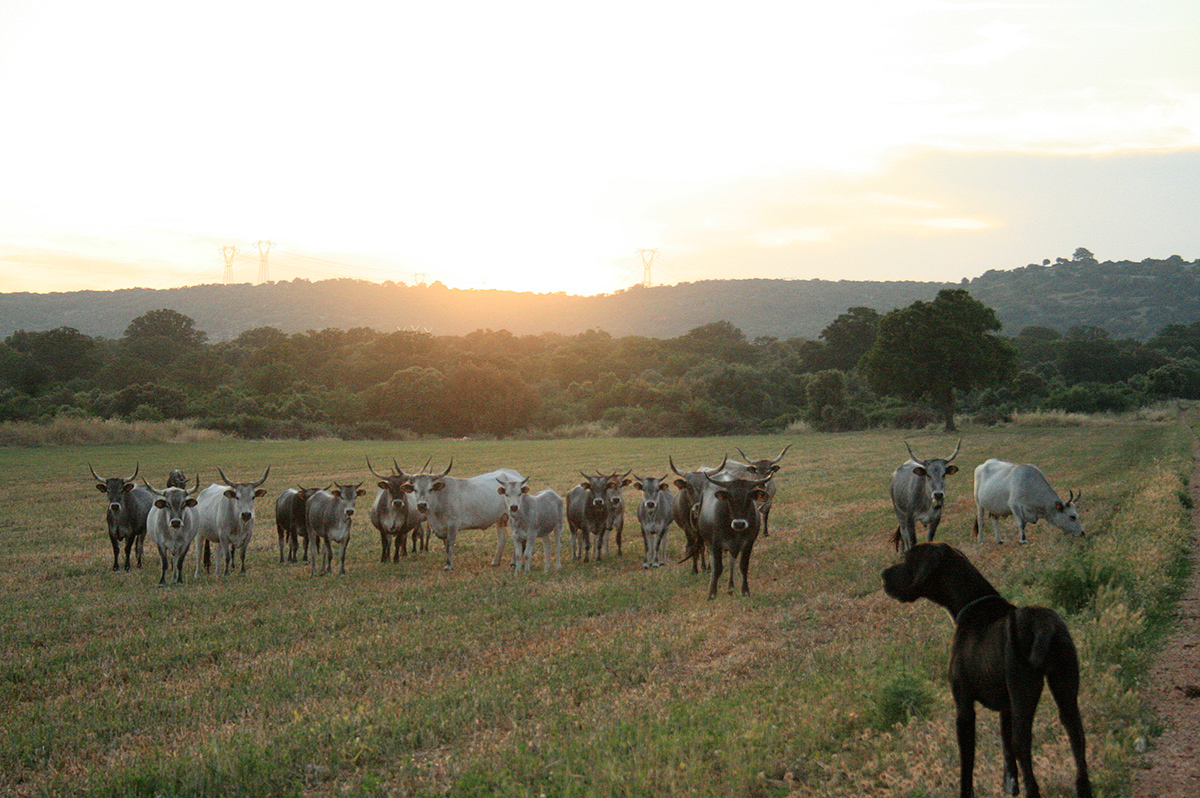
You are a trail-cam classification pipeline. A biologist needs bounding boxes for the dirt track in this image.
[1132,423,1200,798]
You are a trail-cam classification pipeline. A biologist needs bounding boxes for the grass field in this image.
[0,417,1193,797]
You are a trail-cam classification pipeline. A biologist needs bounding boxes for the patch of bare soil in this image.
[1133,426,1200,798]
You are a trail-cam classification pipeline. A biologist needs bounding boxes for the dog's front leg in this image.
[1000,709,1020,796]
[954,696,978,798]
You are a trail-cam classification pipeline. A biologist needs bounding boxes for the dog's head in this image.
[881,542,952,603]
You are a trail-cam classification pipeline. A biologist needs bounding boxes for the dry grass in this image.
[0,419,1191,797]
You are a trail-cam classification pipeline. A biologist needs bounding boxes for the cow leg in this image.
[492,520,507,567]
[707,546,723,600]
[641,528,651,569]
[738,539,755,596]
[301,533,309,563]
[761,502,771,537]
[442,529,455,571]
[397,529,407,559]
[157,544,169,586]
[338,539,348,575]
[239,543,248,574]
[135,533,144,568]
[109,532,120,571]
[122,535,134,572]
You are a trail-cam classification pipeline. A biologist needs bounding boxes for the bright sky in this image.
[1,0,1197,296]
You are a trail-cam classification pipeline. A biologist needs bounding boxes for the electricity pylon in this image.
[220,246,239,285]
[254,240,275,284]
[638,249,659,288]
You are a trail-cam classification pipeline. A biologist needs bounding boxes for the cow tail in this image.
[892,526,902,552]
[973,516,979,539]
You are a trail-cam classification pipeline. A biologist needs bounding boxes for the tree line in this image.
[2,290,1198,439]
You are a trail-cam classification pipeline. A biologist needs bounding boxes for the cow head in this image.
[578,471,611,510]
[604,469,632,513]
[90,462,139,514]
[904,439,961,509]
[330,482,366,519]
[402,460,453,515]
[633,475,670,510]
[496,477,530,515]
[734,444,791,478]
[670,455,727,504]
[145,477,199,529]
[217,466,271,525]
[1054,489,1086,537]
[368,456,412,511]
[704,472,770,533]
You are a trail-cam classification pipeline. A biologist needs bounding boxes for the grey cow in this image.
[496,477,563,573]
[145,477,200,585]
[890,439,961,552]
[633,475,675,568]
[89,463,153,571]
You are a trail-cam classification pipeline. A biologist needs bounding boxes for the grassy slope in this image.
[0,419,1191,797]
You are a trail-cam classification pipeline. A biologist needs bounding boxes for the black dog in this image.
[881,543,1092,798]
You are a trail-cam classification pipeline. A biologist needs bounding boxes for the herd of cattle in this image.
[87,441,1086,598]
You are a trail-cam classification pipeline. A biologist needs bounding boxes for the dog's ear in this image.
[907,543,949,593]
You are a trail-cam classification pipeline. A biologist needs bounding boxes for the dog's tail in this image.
[1009,608,1074,672]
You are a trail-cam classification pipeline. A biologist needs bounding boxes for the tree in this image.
[123,309,207,347]
[860,289,1016,431]
[819,307,880,371]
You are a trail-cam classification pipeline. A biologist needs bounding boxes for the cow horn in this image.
[716,454,728,471]
[142,478,163,496]
[366,456,389,479]
[126,462,139,483]
[88,463,104,483]
[904,440,919,462]
[736,447,751,462]
[771,444,792,464]
[437,459,453,478]
[252,466,271,487]
[669,456,686,477]
[190,475,201,495]
[946,438,962,462]
[217,466,235,486]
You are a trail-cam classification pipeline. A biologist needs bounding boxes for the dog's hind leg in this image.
[999,709,1020,796]
[1048,667,1093,798]
[1006,670,1046,798]
[952,690,978,798]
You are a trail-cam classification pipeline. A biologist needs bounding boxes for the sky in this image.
[1,0,1197,297]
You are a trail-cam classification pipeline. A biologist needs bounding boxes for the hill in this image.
[2,254,1197,341]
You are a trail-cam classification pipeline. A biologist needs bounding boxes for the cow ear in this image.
[379,481,389,491]
[123,482,136,493]
[770,464,781,474]
[432,481,445,491]
[751,488,769,502]
[945,465,959,475]
[497,486,506,495]
[621,478,632,487]
[185,498,197,507]
[521,485,530,494]
[673,479,688,490]
[96,483,108,493]
[633,482,643,491]
[1054,500,1065,512]
[401,483,414,493]
[255,489,267,498]
[332,489,342,498]
[580,481,590,489]
[715,489,730,502]
[224,489,237,499]
[155,499,168,509]
[913,466,928,477]
[357,489,366,497]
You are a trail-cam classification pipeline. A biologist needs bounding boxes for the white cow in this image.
[307,481,366,576]
[974,458,1085,544]
[496,477,563,573]
[145,479,200,585]
[194,467,270,577]
[402,460,521,570]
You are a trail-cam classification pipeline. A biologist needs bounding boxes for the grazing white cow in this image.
[194,467,270,577]
[496,477,563,573]
[145,478,200,585]
[402,460,521,570]
[633,475,675,568]
[307,482,366,576]
[974,458,1085,544]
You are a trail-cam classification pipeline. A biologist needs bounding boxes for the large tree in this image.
[860,289,1016,431]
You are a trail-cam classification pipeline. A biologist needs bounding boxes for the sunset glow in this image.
[0,0,1197,296]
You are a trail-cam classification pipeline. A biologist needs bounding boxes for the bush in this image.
[871,671,935,729]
